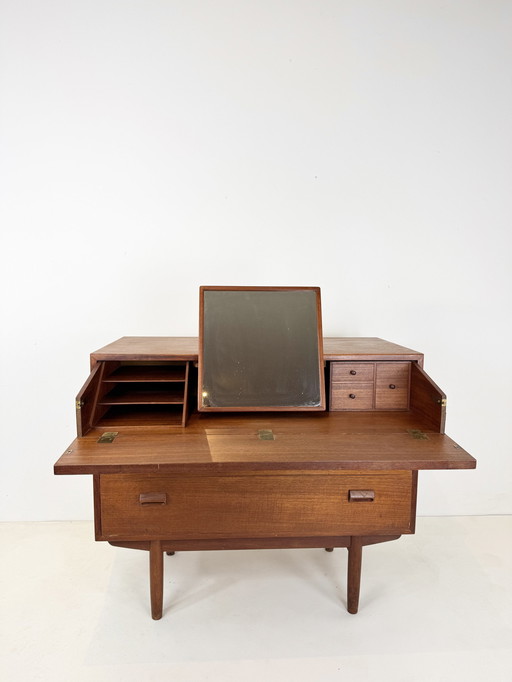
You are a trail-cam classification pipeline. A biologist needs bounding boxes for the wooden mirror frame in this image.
[198,286,326,412]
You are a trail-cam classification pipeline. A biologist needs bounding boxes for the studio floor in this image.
[1,516,511,682]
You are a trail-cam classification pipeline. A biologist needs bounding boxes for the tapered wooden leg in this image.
[347,536,363,614]
[149,540,163,620]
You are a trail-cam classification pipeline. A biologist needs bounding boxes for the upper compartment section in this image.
[76,360,192,435]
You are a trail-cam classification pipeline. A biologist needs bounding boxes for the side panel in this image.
[75,363,104,437]
[410,363,446,433]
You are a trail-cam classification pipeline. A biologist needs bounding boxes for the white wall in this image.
[1,0,511,521]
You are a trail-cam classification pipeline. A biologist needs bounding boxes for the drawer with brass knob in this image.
[330,382,374,410]
[330,361,411,411]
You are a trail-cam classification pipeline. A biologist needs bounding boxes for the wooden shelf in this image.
[100,386,185,405]
[76,360,192,434]
[97,405,184,427]
[104,365,187,382]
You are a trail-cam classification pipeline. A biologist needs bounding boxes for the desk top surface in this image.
[90,337,424,363]
[54,411,475,476]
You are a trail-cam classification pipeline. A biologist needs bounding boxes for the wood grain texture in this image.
[89,337,424,364]
[347,536,363,614]
[55,410,475,475]
[98,470,414,541]
[75,363,103,437]
[331,362,375,382]
[375,362,410,410]
[149,540,163,620]
[331,382,374,410]
[108,535,402,552]
[91,337,199,364]
[410,363,446,432]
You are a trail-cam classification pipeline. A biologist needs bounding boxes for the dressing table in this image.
[54,318,475,619]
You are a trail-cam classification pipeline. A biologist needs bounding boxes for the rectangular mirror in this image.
[198,286,325,411]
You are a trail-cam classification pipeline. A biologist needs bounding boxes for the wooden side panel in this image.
[181,361,190,426]
[98,470,414,541]
[75,363,104,437]
[410,363,446,433]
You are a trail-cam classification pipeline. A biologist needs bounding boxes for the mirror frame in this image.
[198,286,326,412]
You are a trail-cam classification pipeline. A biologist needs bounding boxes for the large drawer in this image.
[98,470,415,540]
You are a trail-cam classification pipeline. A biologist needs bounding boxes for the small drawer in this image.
[375,363,410,410]
[331,382,374,410]
[331,362,375,382]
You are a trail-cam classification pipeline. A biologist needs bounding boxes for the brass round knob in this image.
[389,384,396,389]
[349,394,356,399]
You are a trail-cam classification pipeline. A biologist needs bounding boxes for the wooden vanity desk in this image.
[54,336,475,619]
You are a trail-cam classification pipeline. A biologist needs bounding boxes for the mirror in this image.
[198,287,325,411]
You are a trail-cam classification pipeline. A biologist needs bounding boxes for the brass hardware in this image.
[97,431,118,443]
[75,399,84,410]
[258,429,275,440]
[437,398,447,407]
[408,429,428,440]
[349,490,375,502]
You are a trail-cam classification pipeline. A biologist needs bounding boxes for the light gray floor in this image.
[1,516,511,681]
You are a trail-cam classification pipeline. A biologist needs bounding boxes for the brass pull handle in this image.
[350,370,357,375]
[348,490,375,502]
[389,384,396,389]
[349,394,356,399]
[139,492,167,506]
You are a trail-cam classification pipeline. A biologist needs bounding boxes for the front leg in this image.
[149,540,164,620]
[347,536,363,614]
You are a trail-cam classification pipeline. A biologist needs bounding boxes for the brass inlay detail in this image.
[408,429,428,440]
[97,431,118,443]
[258,429,275,441]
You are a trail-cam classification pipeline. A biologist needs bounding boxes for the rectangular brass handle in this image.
[348,490,375,502]
[139,492,167,506]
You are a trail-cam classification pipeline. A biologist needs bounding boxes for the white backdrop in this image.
[1,0,511,521]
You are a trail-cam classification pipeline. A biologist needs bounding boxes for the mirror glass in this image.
[199,287,325,411]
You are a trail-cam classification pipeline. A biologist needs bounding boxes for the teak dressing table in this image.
[54,331,475,619]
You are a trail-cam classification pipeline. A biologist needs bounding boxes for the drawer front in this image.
[98,471,414,540]
[375,363,410,410]
[331,382,374,410]
[331,362,375,383]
